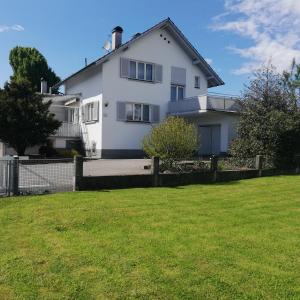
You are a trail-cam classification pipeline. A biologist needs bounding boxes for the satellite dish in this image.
[103,40,111,52]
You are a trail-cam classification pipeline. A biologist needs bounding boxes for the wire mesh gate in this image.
[0,158,74,196]
[18,159,74,195]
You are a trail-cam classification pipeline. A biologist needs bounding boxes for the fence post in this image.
[73,155,83,191]
[295,154,300,174]
[255,155,263,177]
[210,155,218,182]
[151,156,160,187]
[12,155,19,196]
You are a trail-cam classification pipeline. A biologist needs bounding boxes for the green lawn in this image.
[0,176,300,300]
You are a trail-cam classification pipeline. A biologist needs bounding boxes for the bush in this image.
[59,149,79,158]
[39,140,57,157]
[142,116,197,165]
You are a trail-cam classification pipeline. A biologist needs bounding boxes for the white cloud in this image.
[205,58,213,65]
[212,0,300,74]
[0,24,24,33]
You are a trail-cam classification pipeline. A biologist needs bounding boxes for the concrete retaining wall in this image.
[78,169,296,190]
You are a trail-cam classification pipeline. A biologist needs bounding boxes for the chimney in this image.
[111,26,123,50]
[40,78,48,94]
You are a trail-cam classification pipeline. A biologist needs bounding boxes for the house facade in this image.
[0,18,239,158]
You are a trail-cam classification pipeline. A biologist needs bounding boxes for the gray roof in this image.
[53,18,224,89]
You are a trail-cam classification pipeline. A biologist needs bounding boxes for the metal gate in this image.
[0,158,13,196]
[198,125,221,156]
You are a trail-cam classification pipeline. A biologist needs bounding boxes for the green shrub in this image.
[142,116,197,165]
[60,149,79,158]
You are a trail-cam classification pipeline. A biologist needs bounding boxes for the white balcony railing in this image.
[54,122,81,137]
[168,94,240,115]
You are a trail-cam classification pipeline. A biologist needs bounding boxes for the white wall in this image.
[101,28,208,151]
[65,64,103,155]
[65,64,103,98]
[80,95,102,155]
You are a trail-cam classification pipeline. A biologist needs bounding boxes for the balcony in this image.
[168,94,240,115]
[54,122,81,137]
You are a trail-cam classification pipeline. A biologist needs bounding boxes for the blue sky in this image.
[1,0,299,95]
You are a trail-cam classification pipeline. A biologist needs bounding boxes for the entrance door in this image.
[198,125,221,155]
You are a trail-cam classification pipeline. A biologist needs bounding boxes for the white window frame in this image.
[170,84,185,101]
[125,103,151,122]
[195,76,200,89]
[129,60,154,82]
[87,103,94,121]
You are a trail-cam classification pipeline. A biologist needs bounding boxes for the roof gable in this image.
[53,18,224,89]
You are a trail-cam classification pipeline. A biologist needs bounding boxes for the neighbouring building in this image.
[0,18,239,158]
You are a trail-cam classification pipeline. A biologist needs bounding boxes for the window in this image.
[87,103,94,121]
[143,105,150,122]
[171,85,177,102]
[146,64,153,81]
[129,61,136,79]
[128,60,153,81]
[125,103,133,121]
[170,85,185,101]
[134,104,142,121]
[178,86,184,100]
[83,102,98,122]
[125,103,150,122]
[69,109,75,123]
[195,76,200,89]
[138,63,145,80]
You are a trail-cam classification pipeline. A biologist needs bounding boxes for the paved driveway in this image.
[83,159,152,176]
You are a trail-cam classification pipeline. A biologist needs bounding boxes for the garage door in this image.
[198,125,221,155]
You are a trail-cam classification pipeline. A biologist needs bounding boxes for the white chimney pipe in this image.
[111,26,123,50]
[40,78,48,94]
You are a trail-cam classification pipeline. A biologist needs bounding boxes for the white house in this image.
[0,18,239,158]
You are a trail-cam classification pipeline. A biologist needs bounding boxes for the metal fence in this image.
[0,157,74,197]
[0,158,13,196]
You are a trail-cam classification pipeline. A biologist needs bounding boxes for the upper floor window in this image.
[120,57,162,83]
[195,76,200,89]
[171,85,185,102]
[129,60,154,81]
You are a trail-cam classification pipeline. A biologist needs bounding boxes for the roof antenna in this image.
[103,39,111,53]
[85,58,88,67]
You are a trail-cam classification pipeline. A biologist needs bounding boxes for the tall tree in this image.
[0,79,61,155]
[9,46,60,93]
[230,65,300,168]
[283,59,300,109]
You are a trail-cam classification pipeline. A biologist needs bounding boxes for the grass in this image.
[0,176,300,299]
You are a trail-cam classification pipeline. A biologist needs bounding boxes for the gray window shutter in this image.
[171,66,186,86]
[120,57,130,78]
[151,105,160,123]
[154,64,163,83]
[117,102,126,121]
[92,102,99,121]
